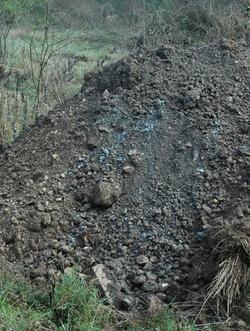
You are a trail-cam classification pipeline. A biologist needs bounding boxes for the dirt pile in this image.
[0,39,249,314]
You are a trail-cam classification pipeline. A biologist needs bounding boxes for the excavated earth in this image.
[0,40,250,316]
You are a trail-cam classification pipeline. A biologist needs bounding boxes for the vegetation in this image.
[0,270,198,331]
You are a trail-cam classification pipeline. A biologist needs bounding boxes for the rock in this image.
[240,123,249,134]
[228,319,247,330]
[147,294,165,315]
[32,171,44,181]
[102,89,110,99]
[243,205,250,215]
[52,153,59,160]
[136,255,149,265]
[160,283,170,291]
[162,207,170,218]
[98,126,110,133]
[180,257,191,266]
[156,292,167,301]
[146,272,157,281]
[61,245,73,254]
[93,264,121,305]
[2,229,15,244]
[185,141,192,148]
[92,179,121,208]
[28,218,42,232]
[143,280,159,292]
[235,206,244,218]
[88,136,100,150]
[31,266,47,279]
[41,213,52,227]
[113,295,132,311]
[74,189,89,203]
[154,207,162,216]
[132,275,146,285]
[128,149,142,166]
[36,202,45,212]
[156,45,175,60]
[123,165,135,175]
[87,129,100,150]
[183,88,201,109]
[202,204,212,214]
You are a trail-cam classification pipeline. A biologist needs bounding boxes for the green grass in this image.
[0,270,201,331]
[0,27,128,145]
[127,312,198,331]
[0,271,113,331]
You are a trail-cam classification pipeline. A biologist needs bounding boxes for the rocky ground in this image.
[0,39,249,321]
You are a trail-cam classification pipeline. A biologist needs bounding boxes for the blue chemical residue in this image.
[99,148,110,162]
[116,154,127,163]
[79,223,87,231]
[155,99,165,111]
[143,121,155,133]
[76,159,87,169]
[136,108,163,134]
[137,119,156,134]
[111,106,121,116]
[196,231,207,241]
[140,232,148,241]
[68,235,77,245]
[115,131,128,144]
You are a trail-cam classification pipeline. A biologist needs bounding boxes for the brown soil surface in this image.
[0,40,249,317]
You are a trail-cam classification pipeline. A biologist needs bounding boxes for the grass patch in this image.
[0,270,201,331]
[127,311,198,331]
[0,27,127,145]
[0,271,113,331]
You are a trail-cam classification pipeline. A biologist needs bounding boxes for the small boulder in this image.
[92,179,121,208]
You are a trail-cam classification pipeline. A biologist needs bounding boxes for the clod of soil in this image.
[0,39,249,317]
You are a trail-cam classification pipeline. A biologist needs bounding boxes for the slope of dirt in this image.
[0,39,249,315]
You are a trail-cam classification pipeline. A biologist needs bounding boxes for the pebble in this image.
[132,275,146,285]
[41,213,52,227]
[29,219,42,232]
[148,294,164,315]
[143,280,159,292]
[136,255,149,265]
[31,266,47,279]
[61,244,73,254]
[36,202,45,212]
[146,272,157,281]
[240,123,249,134]
[202,204,212,214]
[123,165,135,175]
[235,206,244,218]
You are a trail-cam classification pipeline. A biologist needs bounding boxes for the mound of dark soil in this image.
[0,40,249,315]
